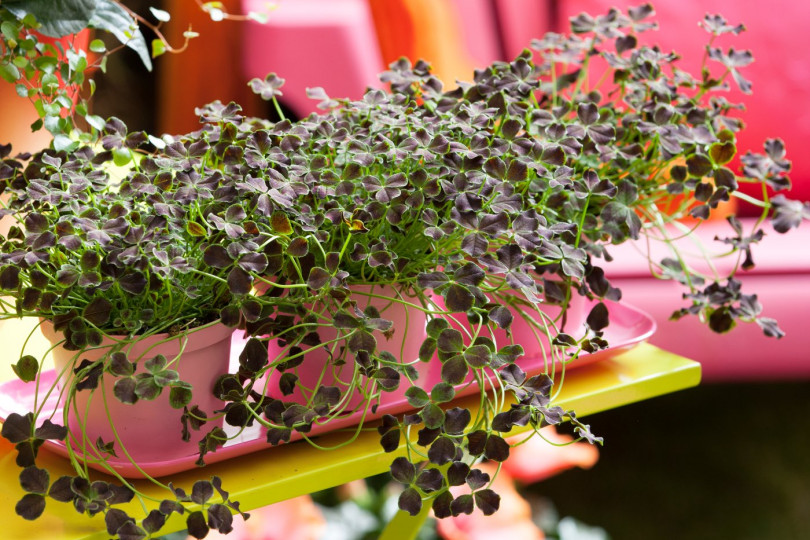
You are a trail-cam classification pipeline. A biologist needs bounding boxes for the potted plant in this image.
[0,4,806,538]
[0,0,266,151]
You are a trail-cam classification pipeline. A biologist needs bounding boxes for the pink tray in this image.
[0,300,654,478]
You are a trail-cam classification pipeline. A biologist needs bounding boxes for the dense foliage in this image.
[0,4,805,538]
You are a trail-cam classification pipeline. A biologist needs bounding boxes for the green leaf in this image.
[426,318,449,338]
[112,147,132,166]
[151,39,166,58]
[463,345,491,368]
[169,385,193,409]
[53,135,79,152]
[12,355,38,383]
[89,39,106,53]
[32,56,58,74]
[437,328,463,353]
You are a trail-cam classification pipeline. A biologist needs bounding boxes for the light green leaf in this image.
[88,39,106,53]
[1,21,20,40]
[53,135,79,152]
[85,114,105,131]
[149,7,171,23]
[151,39,166,58]
[32,55,58,74]
[113,148,132,167]
[0,63,21,83]
[148,135,166,149]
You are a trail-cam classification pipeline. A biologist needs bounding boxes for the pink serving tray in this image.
[0,300,655,478]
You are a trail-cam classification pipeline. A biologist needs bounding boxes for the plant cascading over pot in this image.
[0,4,807,538]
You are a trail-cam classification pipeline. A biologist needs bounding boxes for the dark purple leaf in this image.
[437,328,463,353]
[474,489,501,515]
[207,504,233,535]
[415,468,444,492]
[432,491,453,519]
[227,267,252,295]
[390,457,416,484]
[428,436,456,465]
[186,510,209,539]
[203,245,232,268]
[3,414,33,445]
[445,284,474,313]
[105,508,134,535]
[461,233,488,257]
[484,434,510,461]
[0,265,21,290]
[307,267,330,290]
[450,494,474,516]
[19,466,49,494]
[444,407,471,435]
[348,330,376,353]
[15,493,45,520]
[34,420,67,441]
[441,354,468,385]
[398,487,422,516]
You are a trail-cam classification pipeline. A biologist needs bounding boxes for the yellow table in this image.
[0,316,700,540]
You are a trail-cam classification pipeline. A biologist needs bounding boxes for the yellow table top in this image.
[0,318,700,539]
